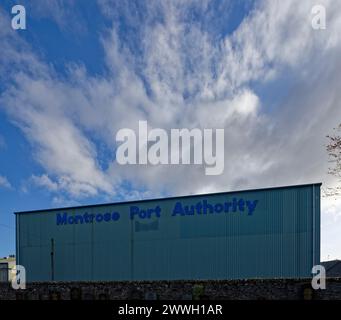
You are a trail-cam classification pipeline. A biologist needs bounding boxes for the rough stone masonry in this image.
[0,278,341,300]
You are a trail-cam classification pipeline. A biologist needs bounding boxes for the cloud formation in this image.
[1,0,341,259]
[0,175,12,189]
[0,0,341,200]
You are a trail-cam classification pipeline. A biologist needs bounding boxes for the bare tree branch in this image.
[325,124,341,197]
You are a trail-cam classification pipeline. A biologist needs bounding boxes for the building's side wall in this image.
[17,185,320,281]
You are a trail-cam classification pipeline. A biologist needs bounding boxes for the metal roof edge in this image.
[14,182,322,215]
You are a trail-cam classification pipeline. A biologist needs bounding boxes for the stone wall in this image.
[1,278,341,300]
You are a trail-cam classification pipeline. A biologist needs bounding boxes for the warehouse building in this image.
[15,183,321,282]
[321,260,341,277]
[0,256,16,283]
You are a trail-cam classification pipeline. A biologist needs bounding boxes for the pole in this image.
[50,238,55,281]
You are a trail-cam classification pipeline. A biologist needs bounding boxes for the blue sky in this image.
[0,0,341,260]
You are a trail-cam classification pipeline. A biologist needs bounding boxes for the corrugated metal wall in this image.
[16,184,321,281]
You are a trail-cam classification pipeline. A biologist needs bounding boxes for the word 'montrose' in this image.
[116,121,224,175]
[57,211,120,225]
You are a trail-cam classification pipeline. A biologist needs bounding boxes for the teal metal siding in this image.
[16,184,321,281]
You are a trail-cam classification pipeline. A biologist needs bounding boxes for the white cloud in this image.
[0,176,12,189]
[321,197,341,260]
[31,174,58,192]
[1,76,115,197]
[0,0,341,208]
[51,196,81,208]
[23,0,87,33]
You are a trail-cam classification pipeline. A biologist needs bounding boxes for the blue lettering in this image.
[56,211,121,225]
[172,198,259,218]
[224,202,232,212]
[232,198,237,212]
[84,213,91,223]
[172,202,184,216]
[246,200,258,215]
[214,203,223,213]
[112,212,120,221]
[195,203,202,214]
[139,210,147,219]
[68,216,75,224]
[56,212,67,225]
[238,199,245,212]
[155,206,161,217]
[96,214,103,222]
[130,206,139,220]
[202,200,213,214]
[103,213,111,222]
[55,197,259,226]
[184,205,194,215]
[74,215,84,224]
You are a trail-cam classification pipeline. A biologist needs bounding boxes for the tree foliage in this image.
[326,124,341,196]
